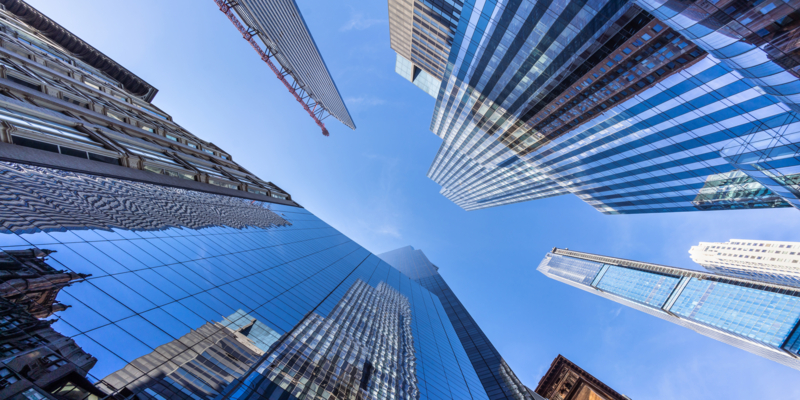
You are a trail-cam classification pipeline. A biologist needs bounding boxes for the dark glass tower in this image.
[379,246,533,400]
[0,2,487,400]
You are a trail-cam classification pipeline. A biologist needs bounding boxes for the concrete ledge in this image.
[0,141,302,208]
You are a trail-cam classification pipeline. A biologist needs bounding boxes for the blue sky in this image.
[30,0,800,398]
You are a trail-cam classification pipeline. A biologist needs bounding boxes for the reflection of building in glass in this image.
[100,310,277,400]
[244,280,417,400]
[0,247,98,400]
[0,3,488,400]
[539,248,800,371]
[379,246,531,400]
[388,0,800,214]
[0,249,88,318]
[690,239,800,288]
[534,355,629,400]
[0,297,102,400]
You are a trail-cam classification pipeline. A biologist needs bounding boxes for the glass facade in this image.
[380,246,532,400]
[0,162,487,400]
[386,0,800,214]
[538,249,800,371]
[595,267,678,308]
[0,4,483,399]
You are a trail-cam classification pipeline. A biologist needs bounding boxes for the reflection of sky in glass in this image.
[595,267,679,308]
[0,163,486,400]
[671,279,800,347]
[537,254,604,285]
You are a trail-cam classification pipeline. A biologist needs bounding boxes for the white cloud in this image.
[340,14,385,31]
[345,96,386,106]
[376,224,402,238]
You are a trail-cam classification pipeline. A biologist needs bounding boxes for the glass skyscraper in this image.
[379,246,535,400]
[538,248,800,371]
[389,0,800,214]
[0,2,487,400]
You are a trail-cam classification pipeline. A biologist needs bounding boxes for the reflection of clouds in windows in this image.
[0,162,290,234]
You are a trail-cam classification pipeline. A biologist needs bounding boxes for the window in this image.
[248,187,267,196]
[165,134,179,142]
[20,388,47,400]
[7,74,41,91]
[83,80,102,91]
[203,149,215,156]
[143,165,194,181]
[0,343,18,356]
[107,111,124,122]
[208,178,238,190]
[0,368,19,389]
[141,125,154,133]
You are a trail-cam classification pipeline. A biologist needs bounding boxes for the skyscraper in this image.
[379,246,533,400]
[689,239,800,287]
[538,248,800,371]
[388,0,462,97]
[534,355,629,400]
[212,0,356,134]
[0,2,488,400]
[389,0,800,214]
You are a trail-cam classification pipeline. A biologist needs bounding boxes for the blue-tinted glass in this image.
[595,266,679,308]
[0,162,487,400]
[671,278,800,347]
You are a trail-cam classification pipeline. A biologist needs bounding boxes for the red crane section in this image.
[213,0,329,136]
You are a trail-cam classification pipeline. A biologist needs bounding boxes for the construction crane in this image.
[212,0,330,136]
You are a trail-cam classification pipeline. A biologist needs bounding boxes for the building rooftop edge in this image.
[534,354,628,400]
[1,0,158,101]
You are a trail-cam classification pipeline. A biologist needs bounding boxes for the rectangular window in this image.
[83,80,102,91]
[107,111,124,122]
[165,134,178,142]
[7,74,41,91]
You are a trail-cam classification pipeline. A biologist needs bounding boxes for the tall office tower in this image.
[212,0,356,134]
[390,0,800,213]
[534,355,629,400]
[379,246,533,400]
[0,2,488,400]
[388,0,463,97]
[689,239,800,287]
[538,248,800,371]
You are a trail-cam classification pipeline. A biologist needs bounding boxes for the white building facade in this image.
[689,239,800,287]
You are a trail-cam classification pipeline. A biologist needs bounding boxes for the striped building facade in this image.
[391,0,800,213]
